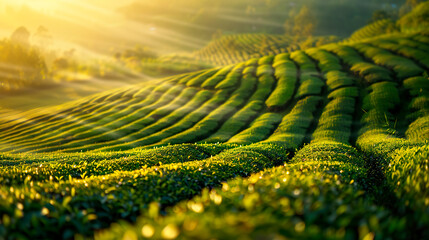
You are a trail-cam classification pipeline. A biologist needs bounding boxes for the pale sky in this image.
[0,0,209,56]
[0,0,131,11]
[0,0,165,56]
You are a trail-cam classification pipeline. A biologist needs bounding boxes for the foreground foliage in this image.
[1,8,429,238]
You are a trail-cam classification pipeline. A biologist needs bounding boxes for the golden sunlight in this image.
[1,0,429,239]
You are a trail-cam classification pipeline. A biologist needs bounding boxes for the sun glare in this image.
[1,0,429,239]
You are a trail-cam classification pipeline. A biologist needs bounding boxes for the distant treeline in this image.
[0,26,141,93]
[120,0,407,40]
[0,40,49,92]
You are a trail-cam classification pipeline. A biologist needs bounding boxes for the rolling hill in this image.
[192,34,295,65]
[1,29,428,239]
[345,19,399,42]
[2,2,429,239]
[192,33,338,66]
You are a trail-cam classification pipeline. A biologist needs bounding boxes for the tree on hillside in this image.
[283,9,295,36]
[284,5,317,38]
[0,40,49,91]
[294,6,316,37]
[407,0,426,8]
[10,26,30,47]
[400,0,427,16]
[33,26,53,50]
[369,10,394,23]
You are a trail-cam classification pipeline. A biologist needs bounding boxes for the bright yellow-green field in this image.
[1,2,429,239]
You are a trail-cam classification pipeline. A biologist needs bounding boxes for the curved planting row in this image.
[1,31,429,239]
[193,34,296,66]
[332,33,429,238]
[97,142,417,240]
[346,19,398,43]
[0,143,289,239]
[0,51,314,153]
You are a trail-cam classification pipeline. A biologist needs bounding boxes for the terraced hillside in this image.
[346,19,399,42]
[192,33,338,66]
[1,31,429,239]
[192,34,296,65]
[192,2,429,68]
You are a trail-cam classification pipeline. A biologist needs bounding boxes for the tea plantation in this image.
[192,33,338,66]
[1,3,429,238]
[0,30,428,239]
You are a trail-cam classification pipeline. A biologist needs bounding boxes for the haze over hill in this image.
[0,0,421,120]
[0,0,406,56]
[1,0,429,239]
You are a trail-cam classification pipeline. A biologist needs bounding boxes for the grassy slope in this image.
[191,33,339,66]
[345,19,399,42]
[1,5,429,239]
[1,31,428,239]
[1,32,428,154]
